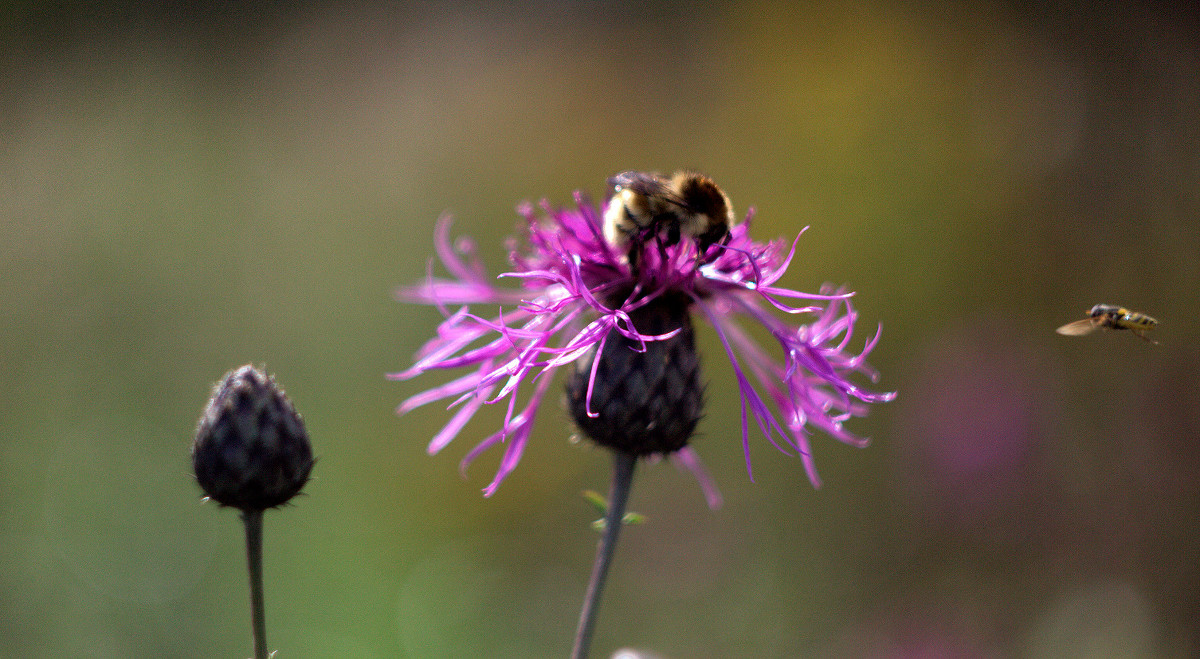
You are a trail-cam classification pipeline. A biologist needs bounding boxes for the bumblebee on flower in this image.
[391,172,894,504]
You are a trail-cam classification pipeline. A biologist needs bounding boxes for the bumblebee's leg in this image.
[626,235,643,276]
[654,232,672,267]
[663,222,681,248]
[697,229,732,265]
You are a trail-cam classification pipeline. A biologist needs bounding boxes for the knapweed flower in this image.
[391,183,893,504]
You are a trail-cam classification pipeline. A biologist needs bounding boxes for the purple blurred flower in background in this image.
[391,187,893,505]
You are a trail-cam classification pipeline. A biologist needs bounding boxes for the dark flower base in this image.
[567,291,704,456]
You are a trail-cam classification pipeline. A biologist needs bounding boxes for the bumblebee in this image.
[1055,304,1158,343]
[603,170,736,268]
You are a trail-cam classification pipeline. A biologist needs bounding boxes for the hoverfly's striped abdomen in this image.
[1058,304,1158,343]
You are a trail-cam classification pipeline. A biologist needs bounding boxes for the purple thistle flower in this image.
[390,187,894,505]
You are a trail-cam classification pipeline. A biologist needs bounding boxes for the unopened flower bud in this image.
[193,365,314,511]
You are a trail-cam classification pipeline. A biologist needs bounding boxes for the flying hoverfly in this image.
[1055,304,1158,343]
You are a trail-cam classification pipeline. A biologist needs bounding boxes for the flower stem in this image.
[241,509,269,659]
[572,451,637,659]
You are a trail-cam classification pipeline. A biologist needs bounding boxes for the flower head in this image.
[391,183,893,504]
[194,365,315,511]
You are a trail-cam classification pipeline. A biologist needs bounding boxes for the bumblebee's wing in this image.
[607,170,693,207]
[1055,318,1098,336]
[608,171,667,195]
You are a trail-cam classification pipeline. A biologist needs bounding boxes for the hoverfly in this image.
[1056,304,1158,343]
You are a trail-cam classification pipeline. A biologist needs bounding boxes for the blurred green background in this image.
[3,2,1199,657]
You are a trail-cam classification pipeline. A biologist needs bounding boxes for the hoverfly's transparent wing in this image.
[1055,318,1099,336]
[1129,328,1159,344]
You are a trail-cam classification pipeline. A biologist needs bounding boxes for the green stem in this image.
[571,451,637,659]
[241,509,269,659]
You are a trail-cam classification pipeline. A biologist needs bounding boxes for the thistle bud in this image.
[567,292,704,456]
[193,365,314,511]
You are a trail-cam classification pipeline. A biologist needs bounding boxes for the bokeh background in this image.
[3,2,1199,657]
